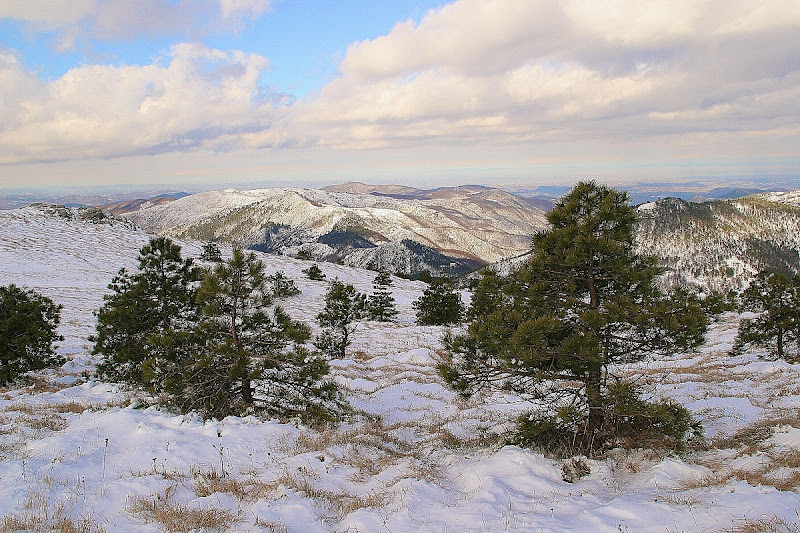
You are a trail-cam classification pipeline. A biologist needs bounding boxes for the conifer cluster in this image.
[93,239,344,422]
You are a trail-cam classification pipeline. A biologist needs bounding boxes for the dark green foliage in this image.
[440,181,708,456]
[95,243,343,423]
[318,231,376,249]
[200,241,223,262]
[0,285,63,385]
[512,383,702,457]
[368,271,398,322]
[296,249,313,260]
[267,270,301,298]
[416,270,433,284]
[315,280,367,359]
[699,289,737,317]
[732,270,800,360]
[303,263,326,281]
[78,207,107,223]
[745,238,800,277]
[398,240,484,277]
[413,278,463,325]
[150,249,345,422]
[94,237,197,384]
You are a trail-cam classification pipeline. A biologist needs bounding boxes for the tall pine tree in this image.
[93,237,197,384]
[441,181,708,454]
[155,249,344,421]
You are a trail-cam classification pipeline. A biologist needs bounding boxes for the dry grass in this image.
[126,485,238,533]
[721,515,800,533]
[277,467,390,520]
[293,419,447,485]
[191,467,278,502]
[253,517,291,533]
[680,446,800,493]
[0,492,105,533]
[729,468,800,493]
[127,464,279,504]
[52,400,91,414]
[712,411,800,452]
[21,413,69,431]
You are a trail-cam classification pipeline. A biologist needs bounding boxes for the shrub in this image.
[413,278,463,325]
[0,285,63,385]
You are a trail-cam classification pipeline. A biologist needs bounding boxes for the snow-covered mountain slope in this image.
[636,196,800,291]
[2,205,800,532]
[757,189,800,207]
[122,186,548,265]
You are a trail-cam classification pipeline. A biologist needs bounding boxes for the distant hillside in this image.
[121,185,548,275]
[483,192,800,291]
[636,196,800,291]
[102,193,189,215]
[320,182,419,196]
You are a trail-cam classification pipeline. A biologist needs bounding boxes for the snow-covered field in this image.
[1,205,799,532]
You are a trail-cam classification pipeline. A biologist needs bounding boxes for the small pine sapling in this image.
[315,280,367,359]
[368,271,398,322]
[200,241,223,262]
[267,270,301,298]
[302,263,326,281]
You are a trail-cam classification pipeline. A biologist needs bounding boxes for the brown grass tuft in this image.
[191,467,278,502]
[126,485,238,532]
[721,515,800,533]
[0,492,105,533]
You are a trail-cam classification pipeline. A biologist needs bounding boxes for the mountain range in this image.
[114,183,549,276]
[104,182,800,288]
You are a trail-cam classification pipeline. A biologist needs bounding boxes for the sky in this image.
[0,0,798,190]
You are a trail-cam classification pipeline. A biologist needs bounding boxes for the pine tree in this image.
[302,263,326,281]
[440,181,708,455]
[368,271,398,322]
[200,241,223,262]
[93,237,197,384]
[193,248,272,407]
[413,278,463,325]
[155,249,345,421]
[0,285,63,385]
[267,270,301,298]
[732,270,800,360]
[315,280,366,359]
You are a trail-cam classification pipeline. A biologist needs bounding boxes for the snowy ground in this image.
[1,205,799,532]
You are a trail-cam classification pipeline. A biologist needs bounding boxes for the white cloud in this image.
[0,43,285,163]
[298,0,800,154]
[218,0,271,20]
[0,0,797,175]
[0,0,271,49]
[0,1,97,28]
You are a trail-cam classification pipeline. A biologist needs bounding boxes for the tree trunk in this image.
[586,363,603,432]
[241,375,253,404]
[777,327,784,359]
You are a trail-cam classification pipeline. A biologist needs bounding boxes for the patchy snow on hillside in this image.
[1,206,799,532]
[123,186,548,265]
